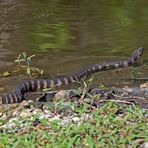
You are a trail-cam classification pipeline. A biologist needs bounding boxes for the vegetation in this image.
[0,102,147,147]
[0,52,43,79]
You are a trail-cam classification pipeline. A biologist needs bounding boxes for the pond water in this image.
[0,0,147,92]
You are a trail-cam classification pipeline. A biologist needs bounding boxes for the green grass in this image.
[0,102,147,148]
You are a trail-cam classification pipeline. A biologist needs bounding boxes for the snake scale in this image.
[0,48,144,111]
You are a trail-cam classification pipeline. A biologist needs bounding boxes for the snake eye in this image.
[138,47,144,55]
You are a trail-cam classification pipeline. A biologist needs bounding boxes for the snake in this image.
[0,47,144,111]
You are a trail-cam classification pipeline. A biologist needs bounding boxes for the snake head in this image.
[137,47,144,57]
[130,47,144,60]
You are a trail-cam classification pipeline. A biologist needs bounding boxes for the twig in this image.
[111,93,146,100]
[98,99,132,105]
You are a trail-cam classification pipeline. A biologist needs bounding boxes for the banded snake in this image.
[0,47,144,111]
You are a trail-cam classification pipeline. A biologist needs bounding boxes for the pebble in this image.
[72,117,80,123]
[143,142,148,148]
[32,109,42,115]
[81,113,92,121]
[140,82,148,88]
[0,112,3,117]
[19,110,32,118]
[9,118,19,124]
[61,118,72,126]
[12,110,19,116]
[49,115,61,121]
[54,90,68,101]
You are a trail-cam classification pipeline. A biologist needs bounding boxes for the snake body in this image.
[0,48,144,110]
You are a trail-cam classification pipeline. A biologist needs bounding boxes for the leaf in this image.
[28,55,35,59]
[22,52,27,59]
[14,59,25,63]
[32,67,44,75]
[26,67,31,75]
[2,71,12,77]
[40,70,44,75]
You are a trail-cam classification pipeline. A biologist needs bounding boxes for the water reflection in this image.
[28,22,71,52]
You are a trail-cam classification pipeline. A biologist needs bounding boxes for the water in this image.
[0,0,147,92]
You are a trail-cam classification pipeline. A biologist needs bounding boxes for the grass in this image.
[0,102,147,148]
